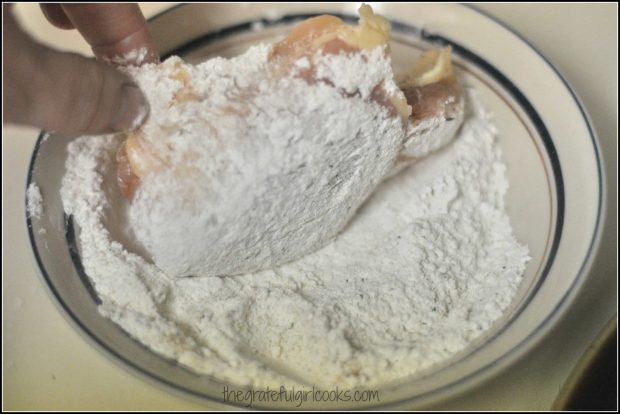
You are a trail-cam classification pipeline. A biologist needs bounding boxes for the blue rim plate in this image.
[26,4,604,409]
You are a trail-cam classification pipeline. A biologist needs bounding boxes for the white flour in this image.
[60,80,529,388]
[26,182,43,220]
[103,47,149,66]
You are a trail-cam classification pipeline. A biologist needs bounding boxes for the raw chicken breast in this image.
[389,47,465,176]
[117,5,464,277]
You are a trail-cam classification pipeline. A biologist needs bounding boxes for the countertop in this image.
[3,3,617,410]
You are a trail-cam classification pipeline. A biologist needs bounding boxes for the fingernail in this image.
[111,83,149,132]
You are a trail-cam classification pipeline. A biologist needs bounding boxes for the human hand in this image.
[3,4,158,136]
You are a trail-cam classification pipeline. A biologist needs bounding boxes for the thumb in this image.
[3,8,149,136]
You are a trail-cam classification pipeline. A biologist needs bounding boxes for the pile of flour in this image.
[60,82,529,388]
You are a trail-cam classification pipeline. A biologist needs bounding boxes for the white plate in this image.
[26,3,604,409]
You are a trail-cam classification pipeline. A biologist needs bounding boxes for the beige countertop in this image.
[3,3,617,410]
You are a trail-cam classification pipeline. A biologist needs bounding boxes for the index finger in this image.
[60,3,159,65]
